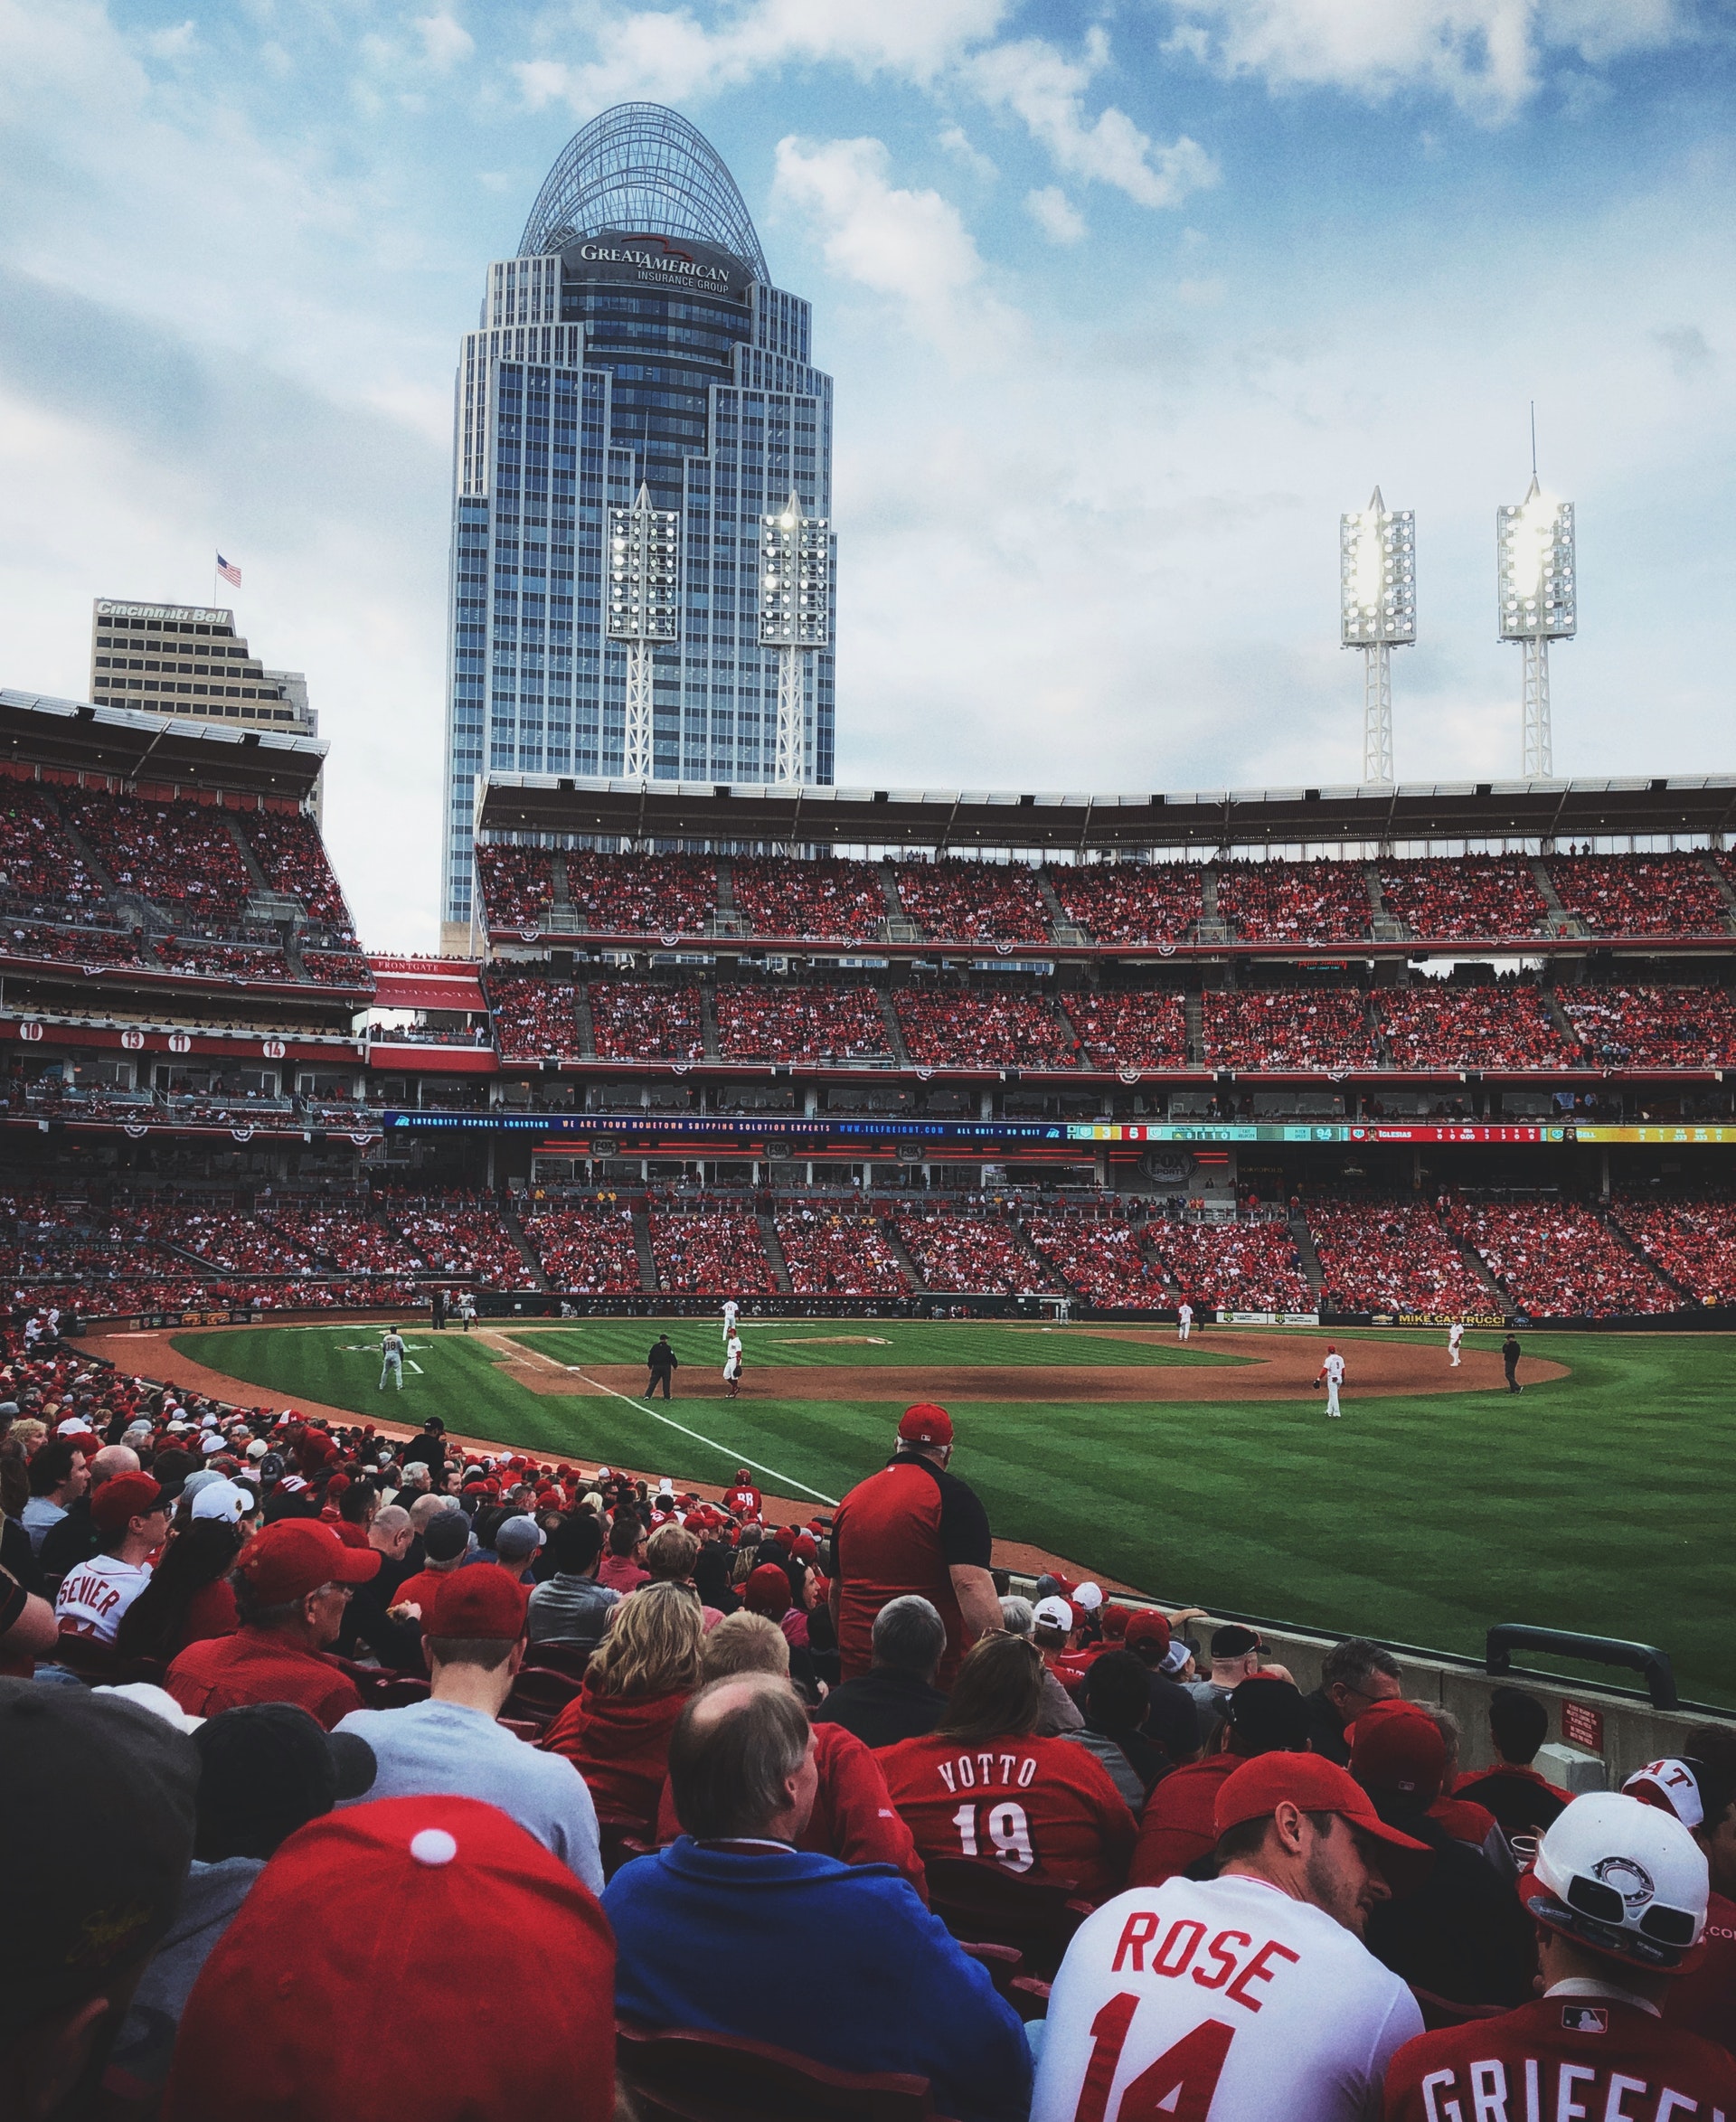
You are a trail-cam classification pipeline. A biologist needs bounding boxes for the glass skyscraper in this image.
[439,103,836,944]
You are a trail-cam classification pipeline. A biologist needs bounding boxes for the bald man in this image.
[604,1674,1030,2122]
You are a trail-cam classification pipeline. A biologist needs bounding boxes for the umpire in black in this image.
[646,1335,679,1400]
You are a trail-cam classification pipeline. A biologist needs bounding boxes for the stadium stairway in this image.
[1449,1230,1518,1319]
[46,789,119,907]
[499,1197,552,1292]
[1531,859,1588,939]
[572,984,597,1059]
[548,852,574,920]
[757,1213,794,1294]
[875,988,913,1066]
[1599,1205,1694,1306]
[631,1208,659,1294]
[699,985,720,1060]
[1286,1212,1326,1308]
[1183,993,1205,1065]
[224,816,273,897]
[881,1218,928,1295]
[1702,850,1736,924]
[713,857,738,922]
[1035,868,1087,948]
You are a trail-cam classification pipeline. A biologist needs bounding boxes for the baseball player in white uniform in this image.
[379,1327,406,1391]
[1177,1300,1194,1343]
[1448,1321,1464,1367]
[722,1330,744,1399]
[722,1297,739,1343]
[1317,1344,1345,1419]
[1030,1752,1425,2122]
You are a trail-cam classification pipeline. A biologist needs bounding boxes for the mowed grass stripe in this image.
[167,1323,1736,1707]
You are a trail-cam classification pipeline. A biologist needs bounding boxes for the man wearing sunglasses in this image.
[1383,1790,1736,2117]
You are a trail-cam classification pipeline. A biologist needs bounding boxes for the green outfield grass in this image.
[169,1319,1736,1707]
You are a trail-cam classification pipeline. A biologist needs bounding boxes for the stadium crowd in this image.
[1201,989,1378,1070]
[1048,861,1204,945]
[895,992,1079,1070]
[0,920,146,969]
[487,972,581,1061]
[713,983,889,1062]
[475,845,556,929]
[729,856,887,942]
[1020,1211,1175,1309]
[1441,1197,1680,1318]
[0,782,106,913]
[776,1205,910,1298]
[234,808,355,935]
[1376,855,1552,940]
[1560,985,1736,1070]
[893,859,1051,945]
[523,1203,645,1295]
[1065,991,1190,1070]
[9,1364,1730,2122]
[893,1208,1044,1296]
[1216,860,1373,943]
[1544,854,1731,938]
[1146,1216,1314,1314]
[563,854,716,937]
[1608,1196,1736,1306]
[588,981,706,1064]
[61,789,255,919]
[1305,1198,1498,1317]
[648,1211,778,1296]
[1373,983,1578,1071]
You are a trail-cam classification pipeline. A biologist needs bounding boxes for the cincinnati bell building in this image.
[439,103,837,946]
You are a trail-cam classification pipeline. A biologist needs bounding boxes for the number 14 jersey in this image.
[1031,1872,1423,2122]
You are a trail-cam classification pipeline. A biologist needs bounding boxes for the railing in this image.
[1486,1623,1679,1712]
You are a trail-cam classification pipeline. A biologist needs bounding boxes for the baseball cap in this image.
[1215,1749,1432,1862]
[1224,1674,1313,1756]
[1349,1699,1447,1805]
[422,1509,474,1564]
[1073,1582,1104,1612]
[1033,1594,1076,1633]
[1211,1624,1263,1659]
[245,1438,269,1461]
[430,1563,530,1642]
[90,1472,171,1534]
[190,1479,256,1526]
[0,1680,199,2044]
[1623,1759,1707,1831]
[193,1704,377,1863]
[1159,1639,1194,1676]
[1523,1791,1709,1973]
[744,1562,793,1616]
[235,1521,381,1606]
[1123,1610,1172,1657]
[163,1797,617,2122]
[898,1402,953,1448]
[492,1514,545,1563]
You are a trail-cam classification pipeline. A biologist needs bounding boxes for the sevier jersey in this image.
[55,1554,151,1644]
[1033,1872,1421,2122]
[879,1730,1137,1900]
[1383,1991,1736,2121]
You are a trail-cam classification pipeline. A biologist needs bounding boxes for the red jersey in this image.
[722,1485,762,1520]
[832,1455,992,1690]
[165,1625,363,1731]
[1130,1753,1237,1886]
[1383,1993,1736,2120]
[1668,1889,1736,2058]
[878,1729,1137,1900]
[656,1719,928,1900]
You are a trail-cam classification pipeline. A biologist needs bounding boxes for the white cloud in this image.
[770,135,1024,367]
[1025,184,1086,244]
[939,124,998,183]
[415,13,475,71]
[1159,0,1680,119]
[514,0,1011,112]
[142,20,197,60]
[969,33,1219,208]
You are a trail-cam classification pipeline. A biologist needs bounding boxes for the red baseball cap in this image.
[898,1403,953,1448]
[429,1564,529,1642]
[744,1562,792,1617]
[1215,1751,1432,1863]
[90,1472,171,1534]
[1123,1610,1172,1656]
[1348,1699,1447,1805]
[235,1521,382,1606]
[162,1797,616,2122]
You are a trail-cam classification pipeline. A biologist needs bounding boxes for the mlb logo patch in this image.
[1560,2005,1609,2034]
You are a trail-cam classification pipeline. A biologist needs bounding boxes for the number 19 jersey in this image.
[1031,1872,1423,2122]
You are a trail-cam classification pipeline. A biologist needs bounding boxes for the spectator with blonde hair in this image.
[652,1610,927,1893]
[642,1520,723,1628]
[539,1579,703,1824]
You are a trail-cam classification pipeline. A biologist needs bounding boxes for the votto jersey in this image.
[1382,1992,1736,2120]
[878,1731,1137,1900]
[1031,1872,1422,2122]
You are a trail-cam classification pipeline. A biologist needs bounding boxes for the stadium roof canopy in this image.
[476,772,1736,854]
[519,102,770,280]
[0,689,327,802]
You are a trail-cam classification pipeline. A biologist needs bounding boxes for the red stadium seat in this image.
[527,1640,596,1682]
[617,2020,947,2122]
[502,1665,584,1731]
[922,1855,1093,1976]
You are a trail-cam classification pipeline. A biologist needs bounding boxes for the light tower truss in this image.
[758,489,832,787]
[1498,476,1575,779]
[606,484,681,780]
[1339,488,1415,786]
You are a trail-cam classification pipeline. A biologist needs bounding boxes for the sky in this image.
[0,0,1732,952]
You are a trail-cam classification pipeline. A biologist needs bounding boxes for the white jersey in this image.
[722,1301,739,1330]
[1030,1873,1421,2122]
[1178,1305,1194,1325]
[1448,1325,1464,1347]
[723,1334,743,1380]
[56,1554,152,1645]
[1321,1353,1345,1386]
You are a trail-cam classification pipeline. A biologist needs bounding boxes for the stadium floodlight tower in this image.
[606,483,681,780]
[1339,487,1415,785]
[759,488,832,786]
[1498,472,1575,778]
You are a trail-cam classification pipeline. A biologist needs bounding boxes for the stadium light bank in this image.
[1340,487,1416,787]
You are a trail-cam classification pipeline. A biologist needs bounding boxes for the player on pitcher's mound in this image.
[1316,1344,1345,1419]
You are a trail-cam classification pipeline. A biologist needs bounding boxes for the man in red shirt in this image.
[166,1519,380,1731]
[1131,1674,1313,1885]
[881,1634,1136,1899]
[829,1404,999,1691]
[1384,1791,1736,2119]
[1624,1749,1736,2058]
[722,1470,763,1521]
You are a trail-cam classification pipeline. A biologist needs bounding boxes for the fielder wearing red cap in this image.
[165,1796,615,2122]
[829,1403,997,1691]
[1032,1752,1428,2122]
[165,1521,381,1731]
[1383,1791,1736,2120]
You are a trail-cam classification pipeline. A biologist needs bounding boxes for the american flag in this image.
[215,552,242,588]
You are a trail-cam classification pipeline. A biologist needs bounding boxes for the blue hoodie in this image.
[605,1838,1032,2122]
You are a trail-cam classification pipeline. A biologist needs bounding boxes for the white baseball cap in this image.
[190,1479,255,1524]
[200,1433,229,1456]
[1072,1582,1104,1612]
[1033,1595,1075,1632]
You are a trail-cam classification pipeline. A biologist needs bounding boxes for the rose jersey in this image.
[878,1731,1137,1900]
[1032,1873,1423,2122]
[1382,1993,1736,2120]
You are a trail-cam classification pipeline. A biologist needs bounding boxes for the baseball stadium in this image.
[5,694,1733,1706]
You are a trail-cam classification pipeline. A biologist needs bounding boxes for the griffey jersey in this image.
[1382,1992,1736,2120]
[1032,1872,1421,2122]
